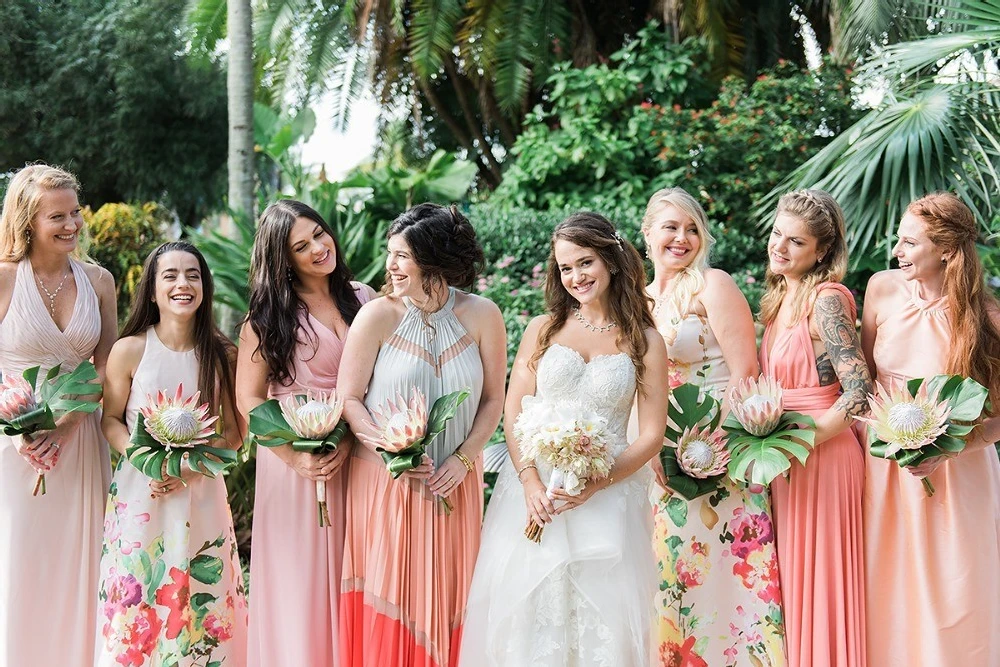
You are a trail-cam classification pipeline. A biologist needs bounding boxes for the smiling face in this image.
[767,212,824,280]
[29,188,83,256]
[153,250,203,319]
[893,211,946,283]
[554,239,611,306]
[643,203,702,272]
[386,234,424,299]
[287,216,338,281]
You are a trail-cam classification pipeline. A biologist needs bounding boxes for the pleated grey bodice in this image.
[365,288,484,466]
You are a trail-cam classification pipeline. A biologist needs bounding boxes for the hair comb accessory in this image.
[613,231,625,251]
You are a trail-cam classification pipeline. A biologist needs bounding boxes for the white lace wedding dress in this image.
[460,343,656,666]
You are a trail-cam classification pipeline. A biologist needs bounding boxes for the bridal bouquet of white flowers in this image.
[514,398,614,542]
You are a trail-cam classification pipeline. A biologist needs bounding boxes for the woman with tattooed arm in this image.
[758,190,872,667]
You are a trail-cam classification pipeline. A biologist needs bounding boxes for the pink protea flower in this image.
[861,381,951,457]
[0,373,36,421]
[676,425,730,478]
[369,388,428,452]
[729,375,784,436]
[138,384,218,449]
[280,390,344,440]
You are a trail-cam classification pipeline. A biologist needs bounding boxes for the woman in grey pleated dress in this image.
[337,203,507,667]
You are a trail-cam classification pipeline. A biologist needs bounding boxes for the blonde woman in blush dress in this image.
[96,242,247,666]
[0,164,117,667]
[861,193,1000,667]
[338,204,506,667]
[461,212,669,667]
[642,188,785,667]
[758,190,871,667]
[237,200,376,667]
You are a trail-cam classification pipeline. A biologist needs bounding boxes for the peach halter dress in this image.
[864,281,1000,666]
[760,282,866,667]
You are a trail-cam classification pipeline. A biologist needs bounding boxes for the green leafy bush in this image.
[84,202,171,319]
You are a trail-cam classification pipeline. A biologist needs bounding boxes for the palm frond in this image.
[494,0,535,111]
[764,86,1000,262]
[408,0,463,79]
[186,0,228,54]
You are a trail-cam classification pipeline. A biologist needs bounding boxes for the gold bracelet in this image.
[453,449,474,472]
[516,463,537,478]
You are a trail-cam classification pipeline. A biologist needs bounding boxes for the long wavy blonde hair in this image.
[759,189,848,325]
[0,164,83,262]
[642,187,715,320]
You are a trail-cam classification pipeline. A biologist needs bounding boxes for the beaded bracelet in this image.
[453,449,474,472]
[516,463,537,478]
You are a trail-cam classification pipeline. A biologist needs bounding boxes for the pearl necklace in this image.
[573,306,617,333]
[35,267,71,317]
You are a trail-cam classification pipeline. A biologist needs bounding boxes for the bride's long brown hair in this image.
[530,212,655,392]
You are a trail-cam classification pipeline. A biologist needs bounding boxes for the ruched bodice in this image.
[535,344,635,449]
[0,260,100,378]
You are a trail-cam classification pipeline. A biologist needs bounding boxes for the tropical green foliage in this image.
[0,0,228,224]
[771,0,1000,267]
[84,203,173,320]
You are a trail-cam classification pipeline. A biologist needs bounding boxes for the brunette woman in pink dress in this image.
[860,192,1000,667]
[758,190,871,667]
[0,164,117,667]
[237,200,376,667]
[338,204,506,667]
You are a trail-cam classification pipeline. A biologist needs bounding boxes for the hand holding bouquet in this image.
[514,399,614,542]
[659,383,729,500]
[858,375,989,496]
[723,375,816,486]
[0,361,102,495]
[250,390,349,526]
[127,384,237,483]
[367,387,471,514]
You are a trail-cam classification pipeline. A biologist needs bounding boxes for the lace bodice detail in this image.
[535,344,636,454]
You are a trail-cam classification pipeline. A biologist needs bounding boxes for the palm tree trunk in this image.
[225,0,254,332]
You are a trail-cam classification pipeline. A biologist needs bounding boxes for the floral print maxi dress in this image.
[96,327,247,667]
[653,314,785,667]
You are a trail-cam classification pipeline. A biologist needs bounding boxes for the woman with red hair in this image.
[861,192,1000,666]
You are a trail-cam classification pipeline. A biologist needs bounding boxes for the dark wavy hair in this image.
[530,212,655,391]
[384,203,485,294]
[120,241,237,417]
[245,200,362,386]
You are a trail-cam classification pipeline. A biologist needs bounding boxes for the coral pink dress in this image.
[865,282,1000,666]
[248,283,374,667]
[760,283,865,667]
[0,260,111,667]
[341,288,484,667]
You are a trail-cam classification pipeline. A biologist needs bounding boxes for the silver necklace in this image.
[35,268,71,317]
[573,306,616,333]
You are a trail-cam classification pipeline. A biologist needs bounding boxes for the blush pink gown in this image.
[760,283,866,667]
[247,283,374,667]
[864,280,1000,666]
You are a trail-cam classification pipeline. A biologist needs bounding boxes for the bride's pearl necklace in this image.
[573,306,617,333]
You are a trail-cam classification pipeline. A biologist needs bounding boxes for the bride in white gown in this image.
[461,213,669,666]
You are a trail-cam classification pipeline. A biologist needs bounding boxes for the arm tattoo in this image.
[814,294,872,417]
[815,353,837,386]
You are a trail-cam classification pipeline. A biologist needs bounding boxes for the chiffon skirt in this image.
[340,445,483,667]
[460,461,656,667]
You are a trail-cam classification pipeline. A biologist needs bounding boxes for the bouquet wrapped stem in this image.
[0,361,103,496]
[368,388,471,516]
[250,391,348,527]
